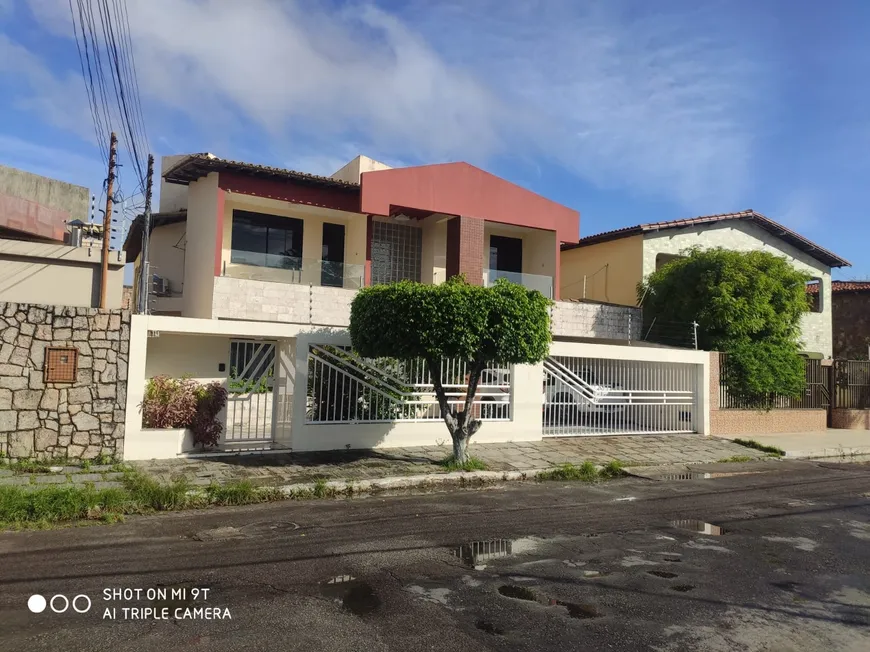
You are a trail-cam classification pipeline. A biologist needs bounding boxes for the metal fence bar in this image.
[305,345,512,424]
[833,359,870,409]
[719,353,830,410]
[542,356,699,437]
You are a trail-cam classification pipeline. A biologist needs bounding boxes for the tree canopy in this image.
[639,247,811,400]
[350,276,552,463]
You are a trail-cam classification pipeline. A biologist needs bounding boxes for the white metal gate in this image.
[225,340,276,443]
[306,345,511,423]
[543,356,698,436]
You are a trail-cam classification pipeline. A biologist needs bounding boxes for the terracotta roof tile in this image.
[806,281,870,294]
[561,209,850,268]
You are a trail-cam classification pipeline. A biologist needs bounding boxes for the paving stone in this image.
[34,475,68,484]
[92,481,125,490]
[70,473,106,483]
[0,476,32,486]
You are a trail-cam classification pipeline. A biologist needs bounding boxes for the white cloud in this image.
[0,134,103,190]
[13,0,768,210]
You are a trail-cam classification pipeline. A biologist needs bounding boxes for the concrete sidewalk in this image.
[129,435,766,488]
[719,429,870,460]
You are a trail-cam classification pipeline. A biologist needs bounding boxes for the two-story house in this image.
[560,210,851,358]
[121,154,711,460]
[125,154,575,321]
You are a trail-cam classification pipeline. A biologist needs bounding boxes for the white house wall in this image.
[642,221,833,357]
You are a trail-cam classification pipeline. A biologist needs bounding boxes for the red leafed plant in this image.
[190,382,228,448]
[141,376,228,448]
[141,376,198,429]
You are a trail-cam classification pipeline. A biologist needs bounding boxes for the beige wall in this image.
[330,155,392,184]
[182,174,220,318]
[421,214,448,284]
[0,238,126,308]
[149,221,185,296]
[642,222,833,356]
[560,235,644,306]
[144,332,229,385]
[159,155,191,212]
[220,193,367,288]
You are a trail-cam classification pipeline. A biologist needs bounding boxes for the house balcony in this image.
[223,250,365,290]
[483,268,554,298]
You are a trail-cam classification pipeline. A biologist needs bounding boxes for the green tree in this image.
[350,276,552,464]
[638,247,811,401]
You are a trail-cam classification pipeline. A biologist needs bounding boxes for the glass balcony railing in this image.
[483,268,554,298]
[225,251,364,290]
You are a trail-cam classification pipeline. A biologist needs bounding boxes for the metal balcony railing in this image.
[483,269,553,298]
[225,251,365,289]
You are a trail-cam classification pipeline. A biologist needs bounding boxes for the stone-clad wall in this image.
[0,303,130,460]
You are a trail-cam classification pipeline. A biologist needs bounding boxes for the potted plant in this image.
[139,376,228,458]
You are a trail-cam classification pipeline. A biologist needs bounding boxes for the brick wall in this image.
[550,300,642,341]
[708,351,827,435]
[0,303,130,461]
[831,408,870,430]
[446,216,484,285]
[832,291,870,359]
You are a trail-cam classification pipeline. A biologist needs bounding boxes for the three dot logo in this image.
[28,594,91,614]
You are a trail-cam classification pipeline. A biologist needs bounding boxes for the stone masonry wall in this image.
[550,300,642,341]
[0,303,130,461]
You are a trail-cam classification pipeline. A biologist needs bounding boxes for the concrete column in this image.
[273,338,297,448]
[446,216,484,285]
[122,314,149,460]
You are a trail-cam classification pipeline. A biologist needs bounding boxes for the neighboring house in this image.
[124,153,579,320]
[560,210,851,358]
[807,281,870,359]
[0,165,126,308]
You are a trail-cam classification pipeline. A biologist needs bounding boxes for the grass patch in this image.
[733,438,785,457]
[717,455,755,463]
[439,456,488,472]
[0,485,130,525]
[537,461,598,482]
[8,459,53,474]
[538,460,626,482]
[122,471,192,511]
[598,459,626,478]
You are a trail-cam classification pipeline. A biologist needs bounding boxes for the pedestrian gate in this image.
[225,340,276,444]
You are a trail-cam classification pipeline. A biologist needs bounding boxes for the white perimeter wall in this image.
[123,315,710,460]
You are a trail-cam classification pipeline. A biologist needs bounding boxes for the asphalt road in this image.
[1,460,869,651]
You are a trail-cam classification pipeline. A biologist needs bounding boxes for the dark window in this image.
[321,223,346,288]
[489,235,523,273]
[231,210,303,270]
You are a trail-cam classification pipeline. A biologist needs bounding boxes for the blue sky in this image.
[1,0,868,278]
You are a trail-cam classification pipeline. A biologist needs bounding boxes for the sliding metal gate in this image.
[543,356,698,436]
[225,340,276,444]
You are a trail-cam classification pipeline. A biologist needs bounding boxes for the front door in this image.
[321,223,346,288]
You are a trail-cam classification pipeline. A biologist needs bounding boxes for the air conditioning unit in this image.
[151,275,171,297]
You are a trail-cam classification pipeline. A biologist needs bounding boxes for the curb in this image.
[277,468,555,496]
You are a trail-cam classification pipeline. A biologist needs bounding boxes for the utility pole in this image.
[137,154,155,314]
[99,132,117,309]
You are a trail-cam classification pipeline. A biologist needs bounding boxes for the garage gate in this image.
[543,355,699,436]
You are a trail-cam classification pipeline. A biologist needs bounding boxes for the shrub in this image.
[141,376,198,429]
[141,377,228,448]
[190,382,228,448]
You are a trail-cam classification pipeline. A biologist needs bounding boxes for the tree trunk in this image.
[452,431,470,465]
[427,356,485,465]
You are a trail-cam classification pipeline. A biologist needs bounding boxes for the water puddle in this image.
[670,585,695,592]
[498,585,537,601]
[670,520,727,536]
[452,537,541,567]
[498,585,602,619]
[320,576,380,617]
[648,570,679,579]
